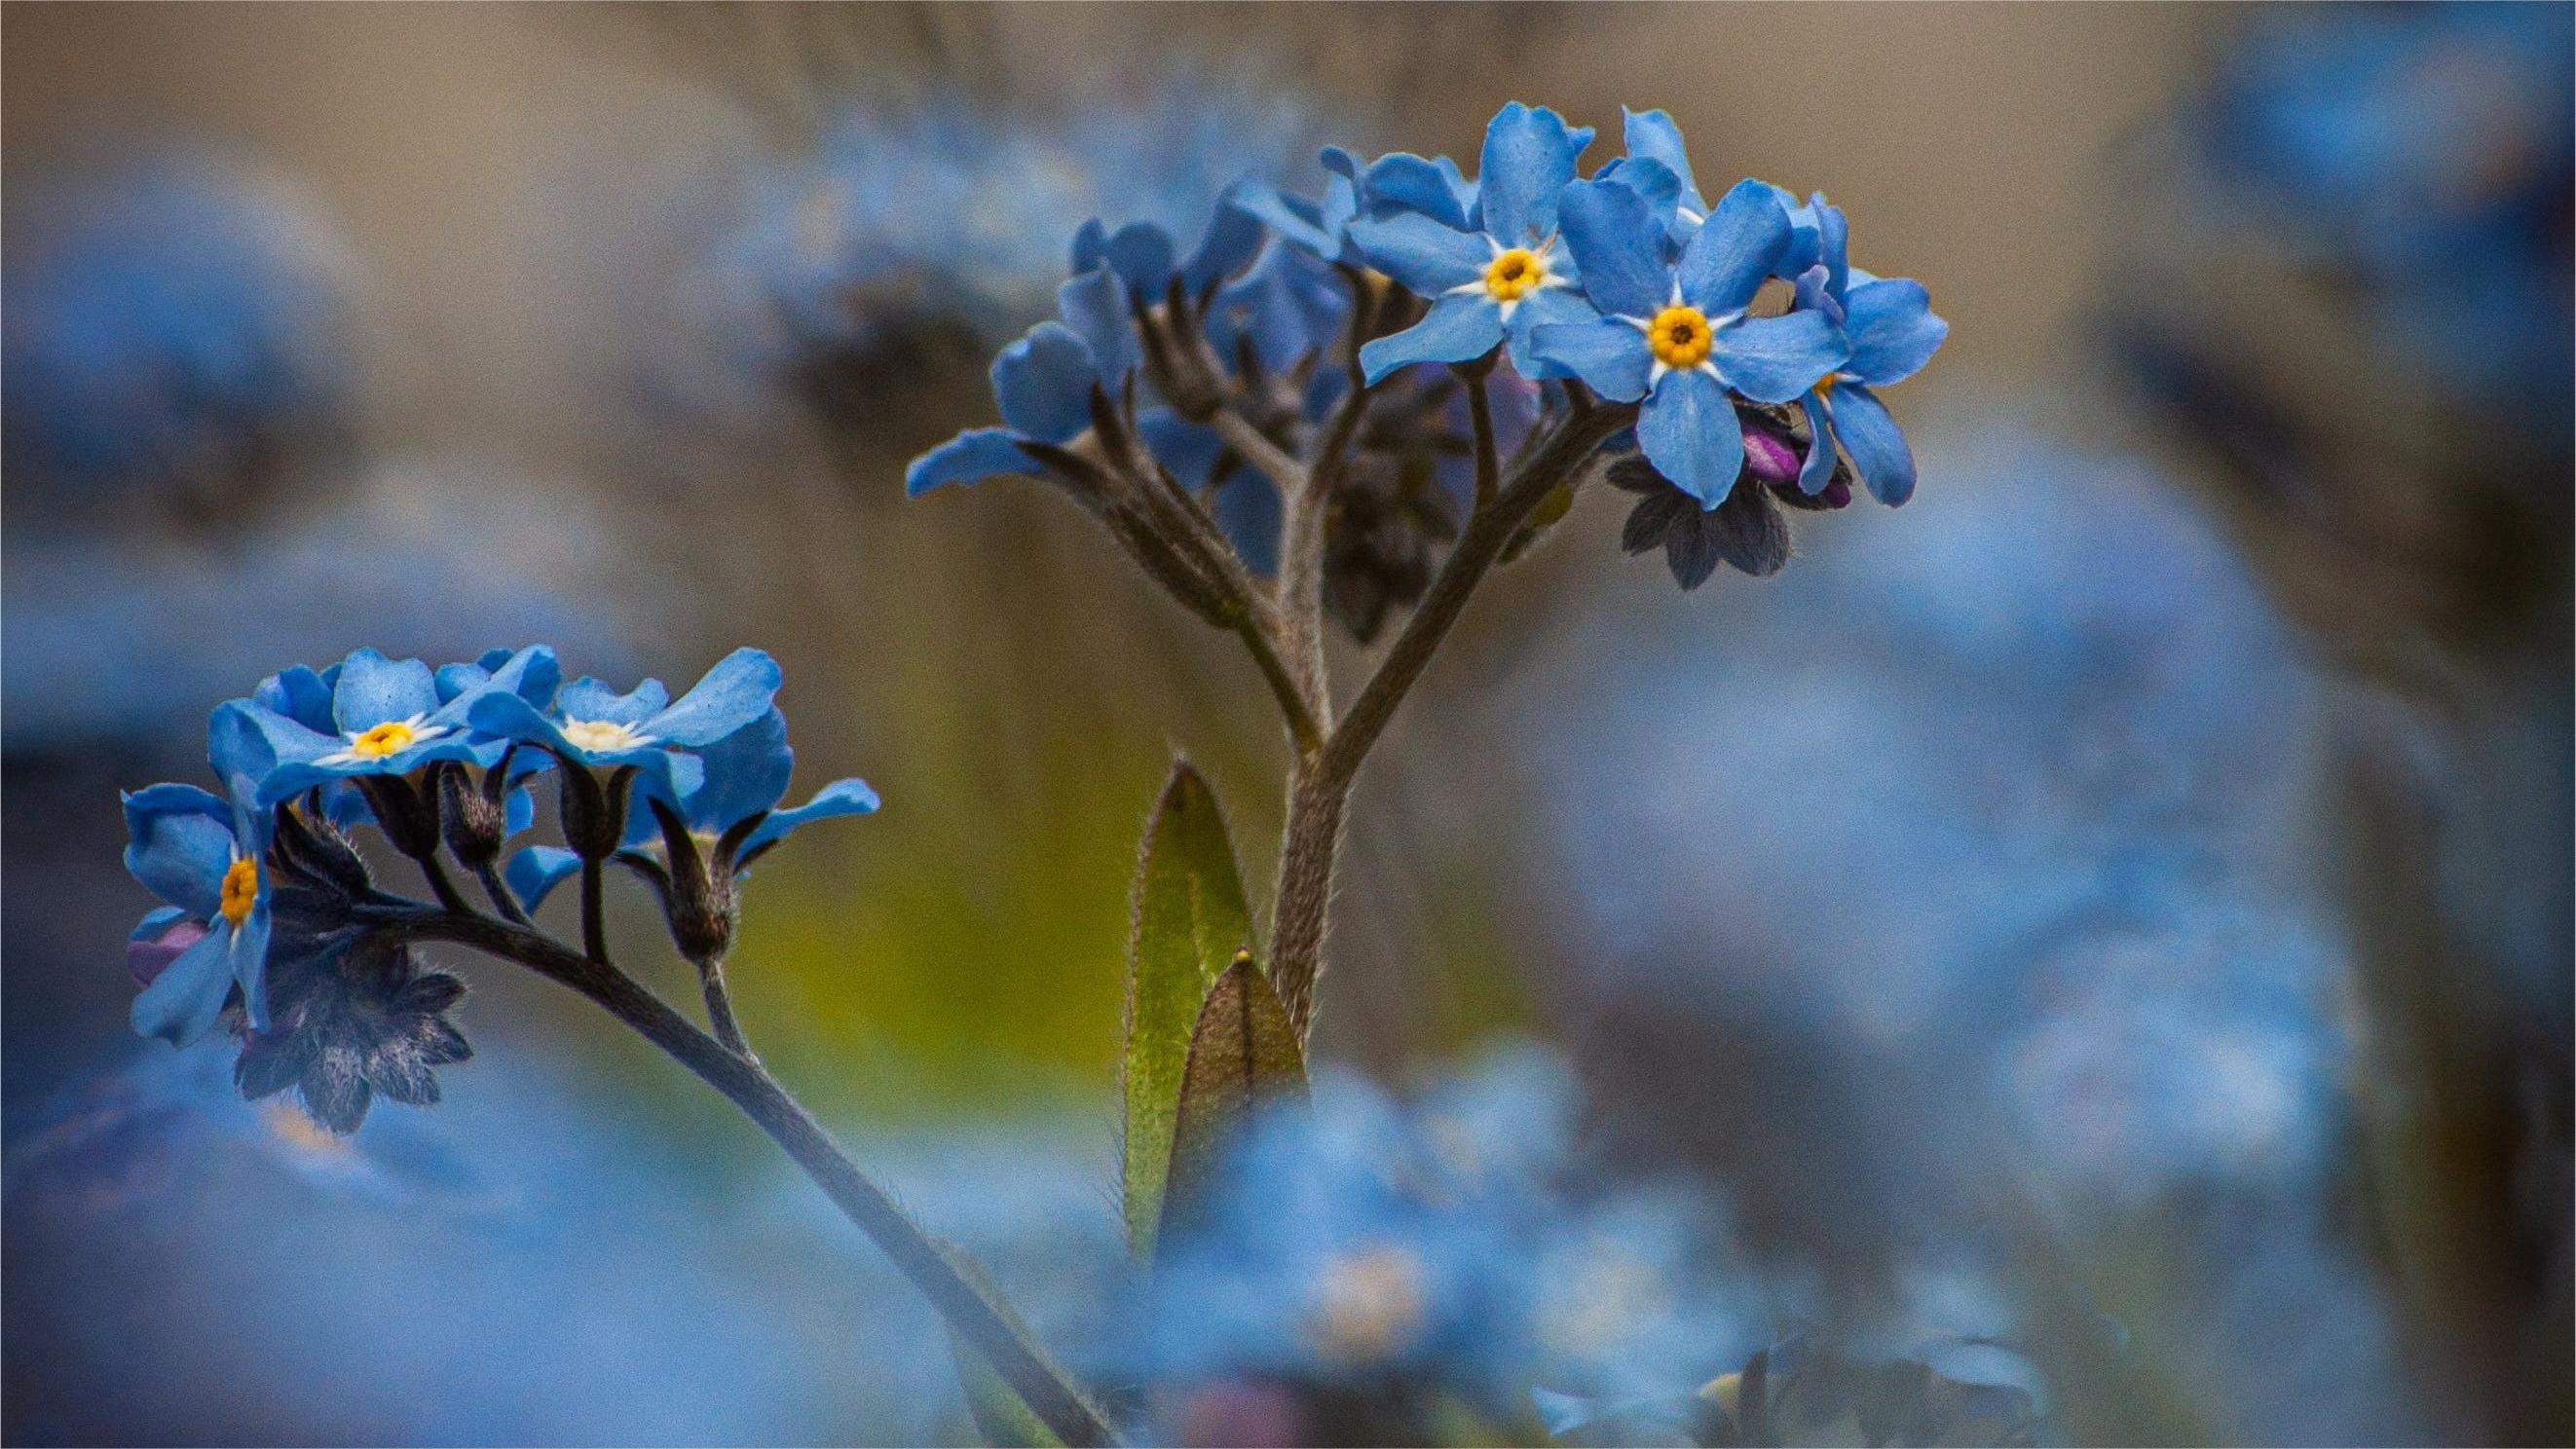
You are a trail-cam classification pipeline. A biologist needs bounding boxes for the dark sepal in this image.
[272,799,372,898]
[433,762,509,871]
[555,760,636,863]
[649,797,735,964]
[1707,473,1791,578]
[355,773,440,861]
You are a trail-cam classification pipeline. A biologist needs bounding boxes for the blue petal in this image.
[1530,317,1652,402]
[1476,102,1591,244]
[1638,368,1744,508]
[506,846,583,914]
[252,665,335,731]
[1138,410,1226,492]
[1346,213,1489,298]
[231,901,274,1032]
[557,676,667,725]
[123,783,236,916]
[1357,152,1475,230]
[1211,466,1284,576]
[429,645,560,727]
[1232,180,1338,258]
[131,905,191,944]
[1503,287,1598,379]
[329,649,439,732]
[656,708,794,839]
[1825,382,1918,505]
[1556,178,1669,320]
[1593,157,1684,234]
[1055,267,1138,387]
[1069,217,1110,278]
[741,778,880,858]
[205,700,282,806]
[1357,293,1503,383]
[1711,310,1848,404]
[907,428,1039,496]
[1792,264,1846,327]
[991,322,1098,443]
[645,648,783,748]
[1182,193,1268,295]
[505,784,537,837]
[1798,390,1840,495]
[1100,221,1177,296]
[1678,179,1792,317]
[1622,108,1708,217]
[131,920,236,1046]
[1810,195,1848,294]
[1844,278,1948,386]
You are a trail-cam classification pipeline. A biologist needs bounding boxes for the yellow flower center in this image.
[348,721,417,759]
[1810,373,1846,411]
[1649,305,1715,370]
[1484,247,1547,302]
[220,857,259,928]
[561,718,653,754]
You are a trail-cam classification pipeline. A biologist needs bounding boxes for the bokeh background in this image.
[4,4,2567,1444]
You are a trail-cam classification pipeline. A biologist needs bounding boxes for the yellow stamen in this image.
[348,721,417,759]
[220,857,259,928]
[1483,247,1547,302]
[1648,305,1715,370]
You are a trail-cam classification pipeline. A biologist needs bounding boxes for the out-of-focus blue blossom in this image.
[466,647,783,794]
[1130,1046,1760,1420]
[1349,103,1598,382]
[234,646,560,805]
[1,147,358,519]
[121,709,282,1044]
[1,459,644,755]
[714,81,1324,369]
[2189,3,2572,418]
[1501,414,2415,1439]
[3,1040,1120,1444]
[1536,176,1848,505]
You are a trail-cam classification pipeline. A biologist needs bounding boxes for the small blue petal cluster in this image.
[118,645,875,1123]
[908,102,1945,605]
[1129,1051,1753,1425]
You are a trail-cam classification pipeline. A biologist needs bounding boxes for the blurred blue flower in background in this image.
[2,147,359,522]
[1133,1047,1767,1421]
[710,78,1325,376]
[1501,412,2414,1439]
[2188,2,2572,420]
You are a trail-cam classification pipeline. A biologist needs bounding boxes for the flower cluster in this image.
[911,101,1945,599]
[119,644,876,1130]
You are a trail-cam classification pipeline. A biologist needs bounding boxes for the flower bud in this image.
[128,918,209,987]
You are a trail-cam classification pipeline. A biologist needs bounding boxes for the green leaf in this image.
[1156,955,1307,1245]
[1121,761,1255,1260]
[938,1245,1067,1448]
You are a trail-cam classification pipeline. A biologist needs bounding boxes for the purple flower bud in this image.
[129,918,209,987]
[1742,427,1802,487]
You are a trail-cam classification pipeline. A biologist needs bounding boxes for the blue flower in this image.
[1598,108,1710,246]
[465,648,782,795]
[1230,148,1364,265]
[1787,198,1949,505]
[1533,178,1848,506]
[122,705,286,1044]
[235,645,561,805]
[1348,103,1598,382]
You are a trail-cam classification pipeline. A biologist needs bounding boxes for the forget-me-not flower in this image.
[464,648,783,795]
[1348,103,1597,382]
[123,705,284,1044]
[1786,198,1949,504]
[234,645,560,805]
[1532,178,1848,505]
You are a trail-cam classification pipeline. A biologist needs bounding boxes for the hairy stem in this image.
[382,909,1117,1447]
[475,863,533,927]
[1265,400,1637,1038]
[579,858,608,963]
[694,952,756,1060]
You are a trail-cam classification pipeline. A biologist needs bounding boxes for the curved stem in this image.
[382,909,1118,1447]
[1461,363,1500,510]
